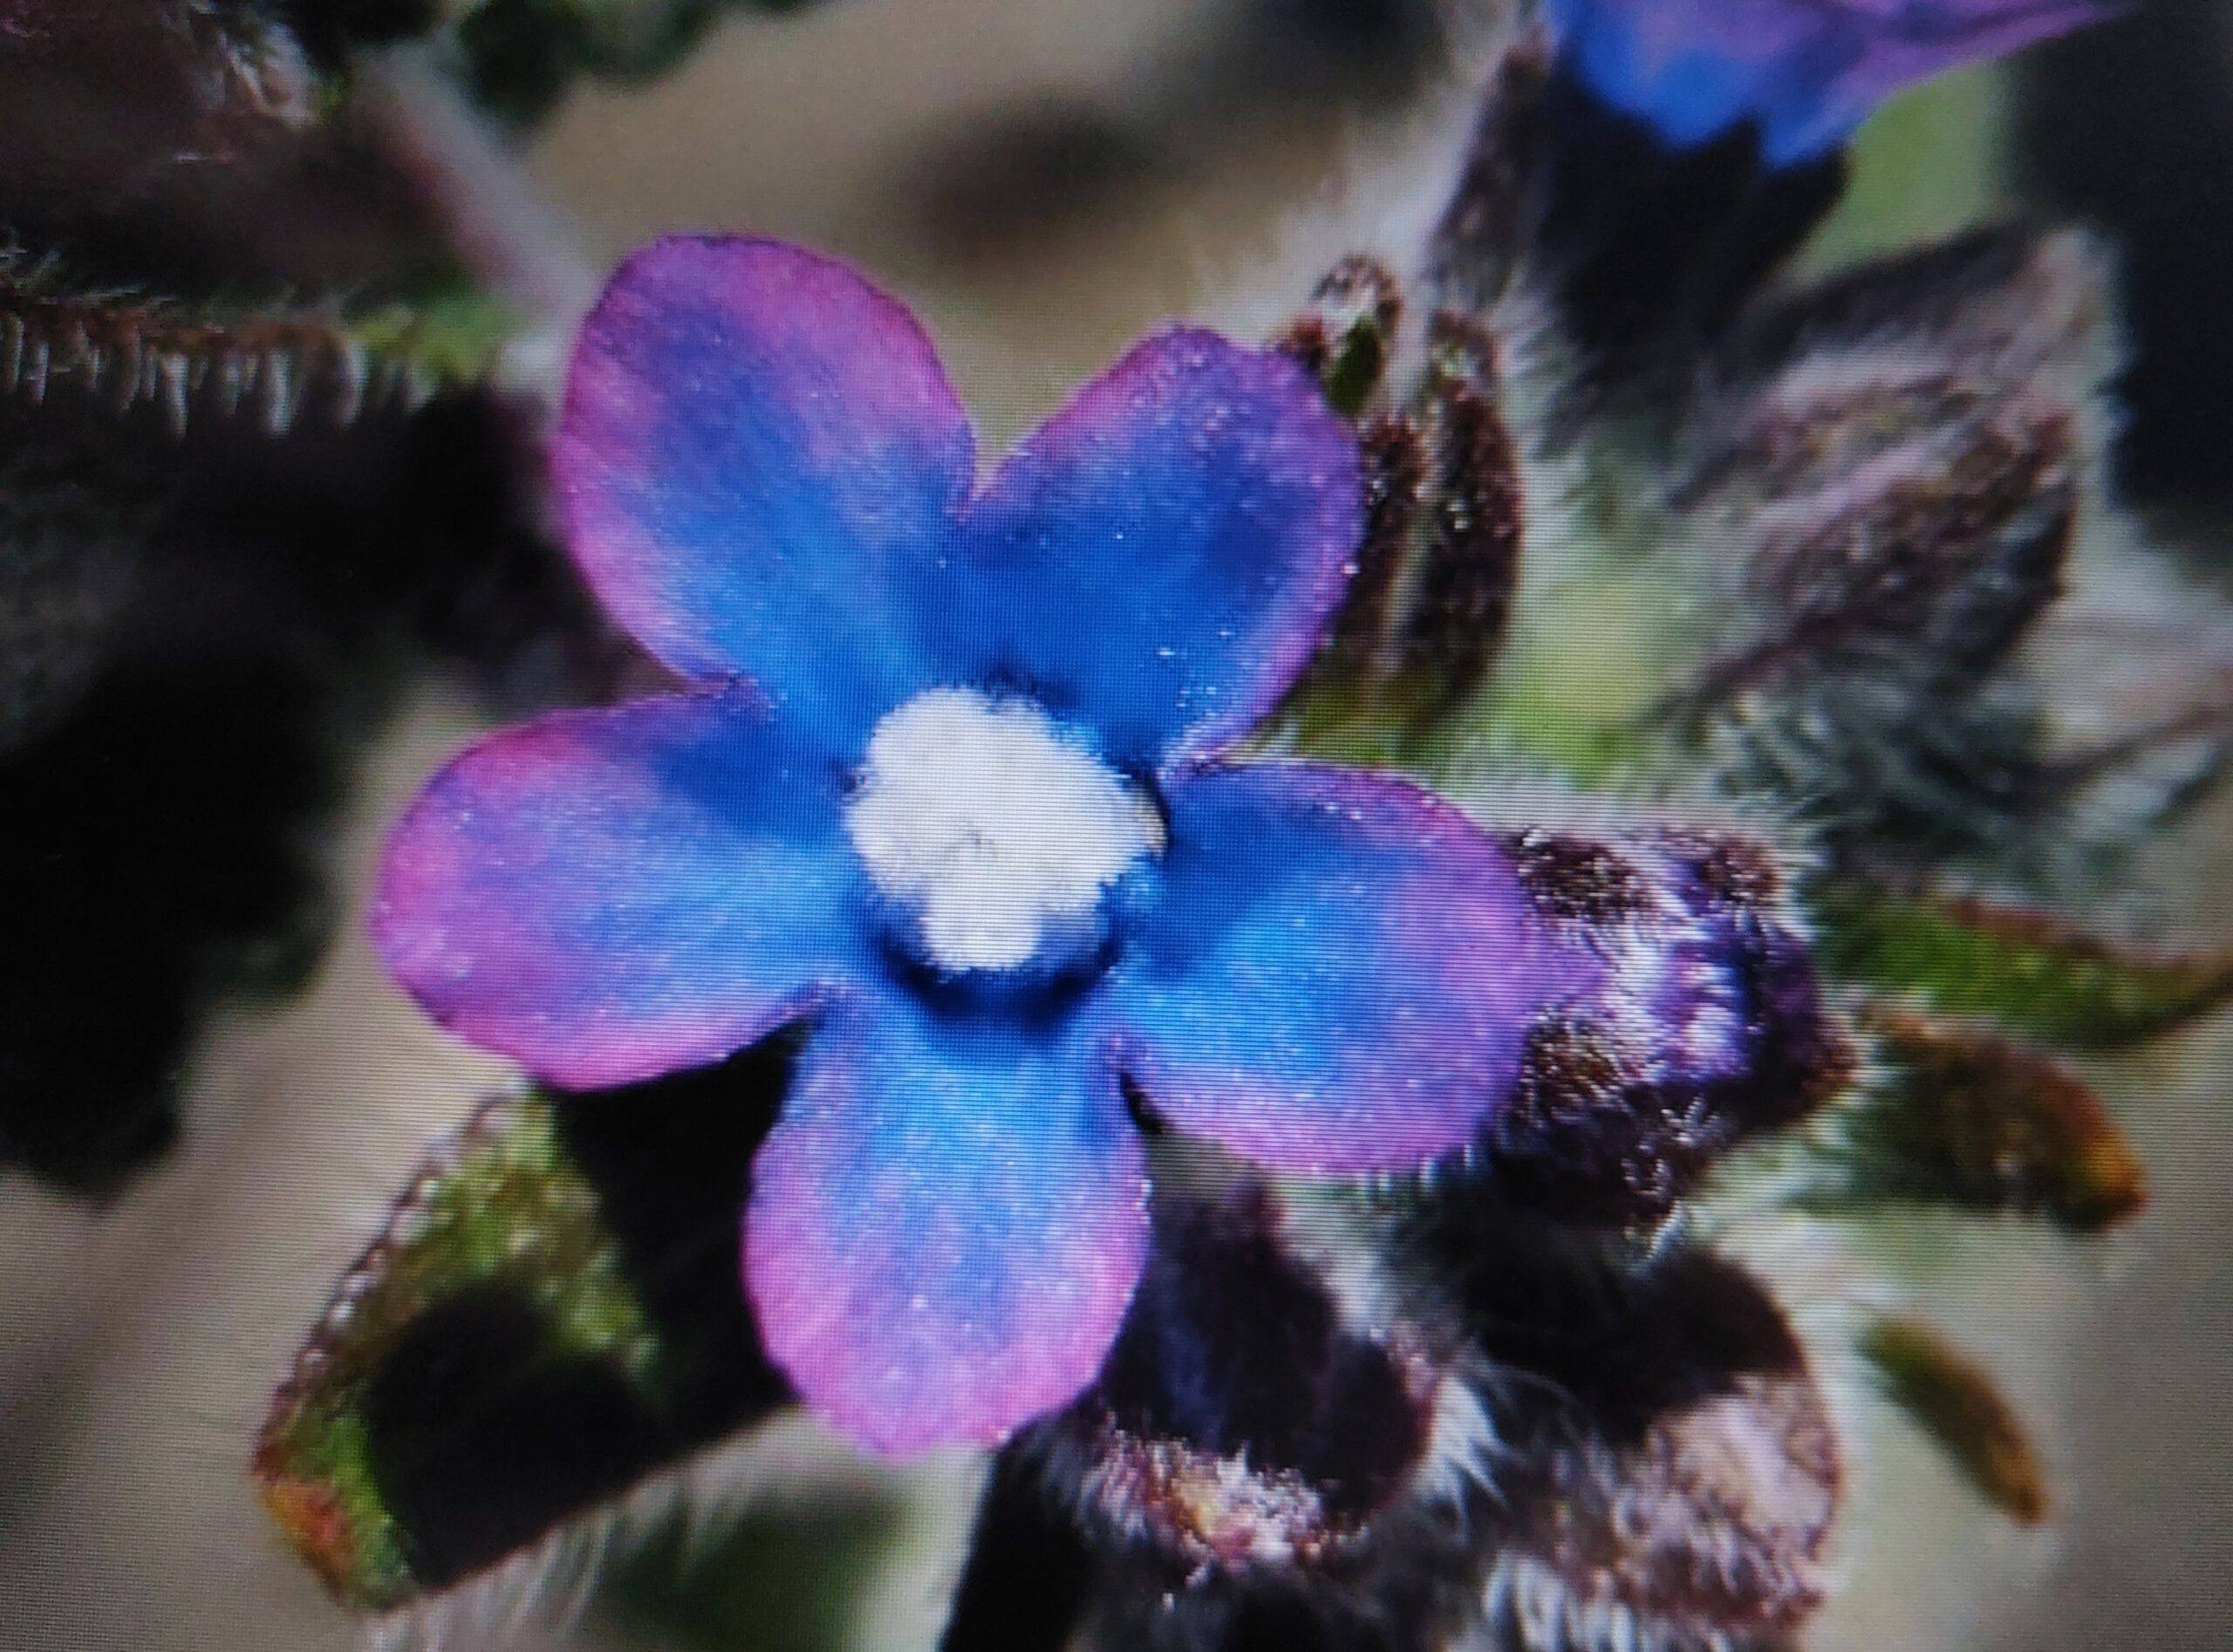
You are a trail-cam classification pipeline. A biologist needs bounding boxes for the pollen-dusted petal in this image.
[374,687,863,1089]
[555,236,976,747]
[957,328,1364,768]
[1549,0,2111,165]
[1103,763,1594,1175]
[743,992,1150,1456]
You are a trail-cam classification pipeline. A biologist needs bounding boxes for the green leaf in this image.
[1810,877,2233,1050]
[1856,1314,2048,1525]
[298,0,826,125]
[255,1047,794,1611]
[2,266,514,438]
[607,1494,908,1652]
[1798,1009,2146,1232]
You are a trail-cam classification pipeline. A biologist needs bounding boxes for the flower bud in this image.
[1489,829,1852,1223]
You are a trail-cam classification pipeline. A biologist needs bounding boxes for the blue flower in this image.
[1547,0,2113,166]
[373,238,1594,1455]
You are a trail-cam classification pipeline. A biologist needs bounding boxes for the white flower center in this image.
[845,688,1164,974]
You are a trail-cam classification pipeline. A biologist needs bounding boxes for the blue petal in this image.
[744,989,1150,1455]
[1779,3,2116,167]
[1101,762,1599,1175]
[1552,0,1797,151]
[1547,0,2110,167]
[556,237,977,752]
[953,329,1363,769]
[374,686,866,1089]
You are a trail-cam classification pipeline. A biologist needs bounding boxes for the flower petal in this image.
[743,991,1150,1455]
[1550,0,2109,165]
[1103,762,1595,1175]
[556,236,977,747]
[1808,3,2111,160]
[374,687,862,1089]
[957,329,1363,768]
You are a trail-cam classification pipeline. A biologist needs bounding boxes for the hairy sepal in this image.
[255,1049,795,1612]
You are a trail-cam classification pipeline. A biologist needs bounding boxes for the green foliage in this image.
[1802,67,2018,275]
[608,1497,909,1652]
[255,1095,659,1607]
[1798,1010,2146,1232]
[254,1049,792,1613]
[1857,1314,2049,1526]
[2,263,514,437]
[290,0,823,124]
[1812,877,2233,1050]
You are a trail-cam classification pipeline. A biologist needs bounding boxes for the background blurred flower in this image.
[1545,0,2113,164]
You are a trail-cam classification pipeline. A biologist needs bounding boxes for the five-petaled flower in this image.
[374,237,1593,1455]
[1546,0,2112,166]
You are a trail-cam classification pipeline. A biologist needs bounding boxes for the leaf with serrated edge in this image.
[1,269,511,438]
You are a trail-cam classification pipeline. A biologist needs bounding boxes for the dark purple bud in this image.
[1668,229,2115,858]
[1684,399,2077,704]
[1678,358,1997,508]
[1390,312,1525,724]
[1490,829,1852,1223]
[1722,224,2112,385]
[1039,1178,1455,1582]
[1450,1232,1842,1647]
[1315,413,1427,689]
[1424,38,1552,311]
[1428,33,1846,385]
